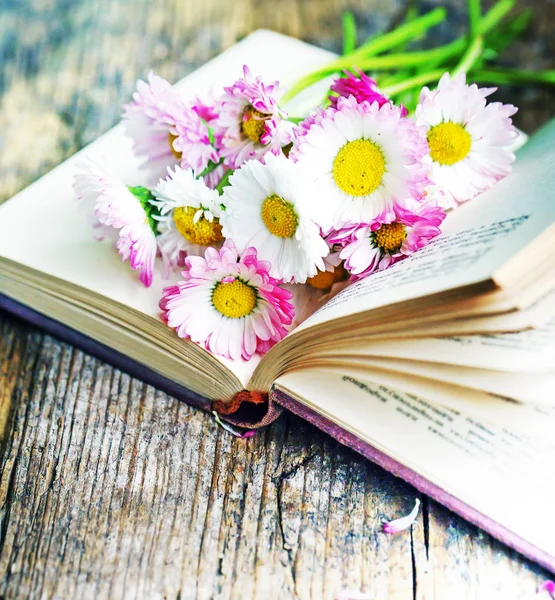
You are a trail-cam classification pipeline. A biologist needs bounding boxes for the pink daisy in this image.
[74,158,159,287]
[160,240,294,361]
[416,72,518,205]
[122,73,219,185]
[213,65,293,169]
[330,70,407,116]
[331,200,445,280]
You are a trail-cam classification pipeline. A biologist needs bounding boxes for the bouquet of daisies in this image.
[74,0,554,362]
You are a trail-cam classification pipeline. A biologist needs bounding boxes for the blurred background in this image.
[0,0,553,203]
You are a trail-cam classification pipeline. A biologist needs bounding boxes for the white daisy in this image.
[293,96,430,230]
[416,72,518,205]
[153,166,224,271]
[220,153,329,283]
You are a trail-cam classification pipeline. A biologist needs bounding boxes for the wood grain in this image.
[0,0,554,598]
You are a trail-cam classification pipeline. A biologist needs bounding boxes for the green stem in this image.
[471,68,555,85]
[281,0,514,105]
[280,7,446,104]
[198,158,224,179]
[479,0,514,33]
[348,7,446,62]
[451,35,484,77]
[342,12,357,54]
[382,69,445,96]
[352,45,464,71]
[473,10,532,70]
[468,0,482,40]
[389,4,420,52]
[377,70,413,89]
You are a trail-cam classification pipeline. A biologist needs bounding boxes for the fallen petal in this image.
[539,580,555,598]
[383,498,421,533]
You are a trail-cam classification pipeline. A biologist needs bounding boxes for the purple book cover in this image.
[2,291,554,574]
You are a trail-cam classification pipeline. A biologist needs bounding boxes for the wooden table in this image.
[1,1,554,598]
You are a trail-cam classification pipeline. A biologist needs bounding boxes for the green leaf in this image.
[128,186,160,235]
[215,169,233,195]
[201,118,216,146]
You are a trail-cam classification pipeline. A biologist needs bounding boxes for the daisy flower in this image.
[220,154,329,283]
[293,95,430,230]
[330,70,407,117]
[191,95,219,123]
[416,72,518,205]
[172,113,220,179]
[122,73,219,185]
[214,65,293,169]
[289,105,332,155]
[153,166,224,271]
[74,158,159,287]
[159,240,294,361]
[305,231,348,291]
[187,93,229,189]
[422,183,454,211]
[331,200,445,280]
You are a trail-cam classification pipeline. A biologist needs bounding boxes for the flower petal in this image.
[539,581,555,599]
[383,498,421,533]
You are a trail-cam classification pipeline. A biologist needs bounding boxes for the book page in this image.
[307,362,555,435]
[347,317,555,373]
[295,118,555,331]
[325,355,555,406]
[276,371,555,559]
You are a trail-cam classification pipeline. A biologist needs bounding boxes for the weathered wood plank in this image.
[0,0,554,598]
[425,501,547,600]
[0,315,553,598]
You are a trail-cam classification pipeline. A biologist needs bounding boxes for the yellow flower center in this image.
[373,222,407,253]
[241,105,269,143]
[168,132,182,160]
[333,139,386,197]
[261,194,298,238]
[212,279,257,318]
[427,121,472,165]
[307,264,348,290]
[173,207,223,246]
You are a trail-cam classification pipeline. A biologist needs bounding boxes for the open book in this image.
[1,31,555,573]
